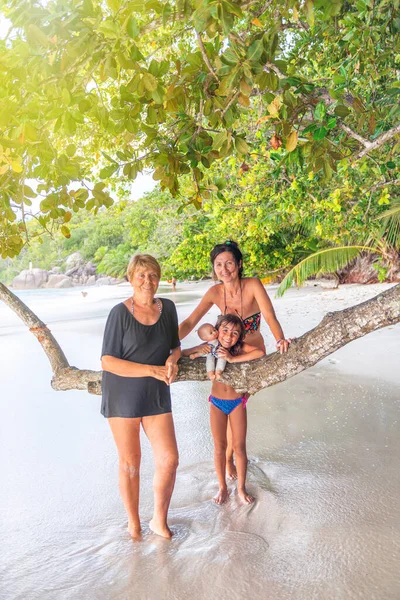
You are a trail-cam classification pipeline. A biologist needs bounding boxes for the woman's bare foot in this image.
[213,486,230,505]
[149,518,173,539]
[128,520,142,539]
[226,459,238,480]
[237,487,255,505]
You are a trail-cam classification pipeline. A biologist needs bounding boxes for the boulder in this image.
[95,275,123,286]
[86,275,96,286]
[54,278,74,288]
[65,252,83,267]
[12,268,48,290]
[95,276,113,286]
[46,274,72,288]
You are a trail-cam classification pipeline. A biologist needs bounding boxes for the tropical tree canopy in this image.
[0,0,399,261]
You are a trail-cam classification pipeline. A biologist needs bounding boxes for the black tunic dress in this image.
[101,298,180,418]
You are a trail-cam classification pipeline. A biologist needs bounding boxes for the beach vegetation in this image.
[0,0,399,283]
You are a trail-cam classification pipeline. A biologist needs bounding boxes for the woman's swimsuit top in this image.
[222,284,261,333]
[242,311,261,333]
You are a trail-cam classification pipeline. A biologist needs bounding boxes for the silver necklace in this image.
[131,297,162,316]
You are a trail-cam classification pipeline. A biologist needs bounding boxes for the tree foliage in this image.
[0,0,399,260]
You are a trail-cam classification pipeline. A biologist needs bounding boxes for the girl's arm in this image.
[251,278,291,353]
[178,288,215,340]
[217,344,265,363]
[101,355,169,385]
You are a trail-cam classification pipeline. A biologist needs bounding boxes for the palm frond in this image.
[375,201,400,249]
[276,246,379,297]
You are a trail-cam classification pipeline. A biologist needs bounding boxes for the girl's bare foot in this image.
[213,486,229,505]
[207,372,216,381]
[215,370,223,380]
[128,520,142,539]
[226,459,238,480]
[238,488,255,504]
[149,518,173,539]
[189,353,196,360]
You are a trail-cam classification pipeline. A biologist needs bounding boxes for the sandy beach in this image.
[1,281,399,600]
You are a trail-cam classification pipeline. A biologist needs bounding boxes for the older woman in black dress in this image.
[101,254,181,539]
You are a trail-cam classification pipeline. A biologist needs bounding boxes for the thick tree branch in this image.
[1,282,399,397]
[0,282,69,374]
[354,124,400,160]
[338,122,369,147]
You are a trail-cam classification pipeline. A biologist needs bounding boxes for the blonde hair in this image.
[127,254,161,282]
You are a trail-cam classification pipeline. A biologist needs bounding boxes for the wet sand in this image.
[0,282,399,600]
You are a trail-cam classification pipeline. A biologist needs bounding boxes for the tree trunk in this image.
[0,282,399,396]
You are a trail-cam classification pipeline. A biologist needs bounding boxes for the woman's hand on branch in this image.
[276,338,292,354]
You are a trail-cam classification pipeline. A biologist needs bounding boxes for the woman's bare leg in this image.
[142,413,179,539]
[108,417,142,538]
[226,421,237,480]
[210,405,229,504]
[229,406,254,504]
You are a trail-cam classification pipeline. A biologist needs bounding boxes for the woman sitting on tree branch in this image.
[179,240,291,479]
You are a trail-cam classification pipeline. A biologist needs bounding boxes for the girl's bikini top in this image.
[222,284,261,333]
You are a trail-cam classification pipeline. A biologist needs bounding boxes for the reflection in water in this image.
[1,286,400,600]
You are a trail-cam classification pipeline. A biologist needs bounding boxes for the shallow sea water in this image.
[1,282,399,600]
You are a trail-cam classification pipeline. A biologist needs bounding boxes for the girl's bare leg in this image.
[210,405,230,504]
[229,406,254,504]
[108,417,142,538]
[142,413,179,539]
[226,421,237,480]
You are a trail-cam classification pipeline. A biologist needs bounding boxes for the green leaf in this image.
[247,38,264,62]
[335,104,350,117]
[212,131,227,150]
[61,225,71,238]
[286,131,298,152]
[276,246,379,297]
[265,71,279,91]
[314,101,326,121]
[23,185,35,198]
[126,16,139,39]
[235,136,249,155]
[142,73,158,92]
[130,44,145,62]
[27,24,49,48]
[326,116,337,130]
[313,127,327,140]
[66,144,76,157]
[100,164,119,178]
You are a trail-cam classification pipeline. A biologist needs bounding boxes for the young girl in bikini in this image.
[182,314,264,505]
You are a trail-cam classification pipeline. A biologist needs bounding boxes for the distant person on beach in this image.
[188,322,226,381]
[171,277,177,291]
[179,240,291,479]
[101,254,181,539]
[182,314,264,504]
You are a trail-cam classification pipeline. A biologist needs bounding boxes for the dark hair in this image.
[216,314,245,356]
[210,240,243,279]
